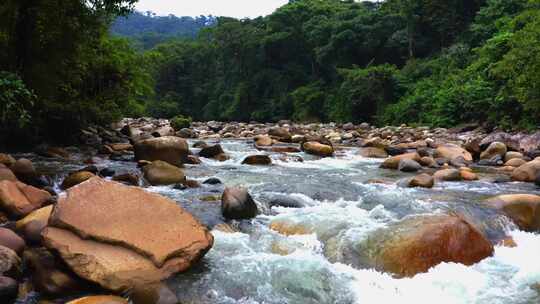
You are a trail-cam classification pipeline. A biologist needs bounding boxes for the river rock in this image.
[380,153,421,170]
[16,205,52,232]
[505,158,527,167]
[303,142,334,157]
[0,181,51,217]
[434,169,462,181]
[255,135,273,147]
[61,171,95,189]
[199,144,225,159]
[0,154,15,167]
[43,177,213,291]
[435,144,473,162]
[408,174,434,188]
[242,155,272,166]
[419,156,437,168]
[268,195,305,208]
[203,177,222,185]
[10,159,38,185]
[504,151,524,162]
[0,165,17,182]
[480,142,507,160]
[485,194,540,232]
[355,215,493,277]
[0,275,17,302]
[398,159,421,172]
[359,147,388,158]
[142,161,185,186]
[0,228,25,255]
[221,187,258,220]
[67,296,128,304]
[24,247,83,296]
[111,173,139,186]
[460,169,479,181]
[268,127,291,142]
[511,160,540,182]
[134,136,189,166]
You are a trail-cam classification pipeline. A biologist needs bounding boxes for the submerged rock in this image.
[43,177,213,291]
[355,214,493,277]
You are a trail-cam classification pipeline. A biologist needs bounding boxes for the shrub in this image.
[170,115,193,130]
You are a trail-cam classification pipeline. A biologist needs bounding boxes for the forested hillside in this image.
[111,11,216,50]
[1,0,539,146]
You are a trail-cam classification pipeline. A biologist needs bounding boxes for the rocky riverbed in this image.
[1,118,540,303]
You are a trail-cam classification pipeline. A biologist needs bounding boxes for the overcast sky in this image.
[135,0,290,18]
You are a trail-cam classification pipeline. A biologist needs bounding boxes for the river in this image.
[20,139,540,304]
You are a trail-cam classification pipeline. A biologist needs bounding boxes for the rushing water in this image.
[23,140,540,304]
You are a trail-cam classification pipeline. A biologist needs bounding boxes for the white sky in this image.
[135,0,290,18]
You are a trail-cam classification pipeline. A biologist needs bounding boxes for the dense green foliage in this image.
[0,0,149,144]
[111,11,215,50]
[1,0,539,146]
[144,0,539,129]
[170,115,193,131]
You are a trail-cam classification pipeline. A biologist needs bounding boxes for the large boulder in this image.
[435,144,473,162]
[480,142,507,160]
[61,171,95,190]
[484,194,540,232]
[242,155,272,166]
[511,160,540,182]
[10,158,37,184]
[142,161,185,186]
[221,187,258,220]
[302,142,334,157]
[134,136,189,167]
[380,152,421,170]
[355,215,493,277]
[43,177,213,291]
[0,181,51,218]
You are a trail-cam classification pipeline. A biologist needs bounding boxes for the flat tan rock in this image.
[43,227,192,292]
[0,181,51,217]
[49,177,212,267]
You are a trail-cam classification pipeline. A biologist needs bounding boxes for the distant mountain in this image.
[111,11,216,50]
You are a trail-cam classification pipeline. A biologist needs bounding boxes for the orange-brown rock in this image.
[356,215,493,277]
[108,143,133,152]
[380,152,421,170]
[0,228,25,254]
[460,169,479,181]
[16,205,53,231]
[48,177,213,267]
[134,136,189,166]
[504,158,527,167]
[484,194,540,232]
[254,135,273,147]
[359,147,388,159]
[302,142,334,157]
[0,154,15,167]
[435,144,473,162]
[511,160,540,182]
[242,155,272,166]
[0,181,51,217]
[434,169,462,181]
[66,295,128,304]
[142,160,185,186]
[408,174,434,188]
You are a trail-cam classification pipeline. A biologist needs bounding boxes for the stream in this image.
[19,140,540,304]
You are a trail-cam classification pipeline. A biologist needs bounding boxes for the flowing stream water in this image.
[22,140,540,304]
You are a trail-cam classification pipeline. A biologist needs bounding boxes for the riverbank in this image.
[0,118,539,303]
